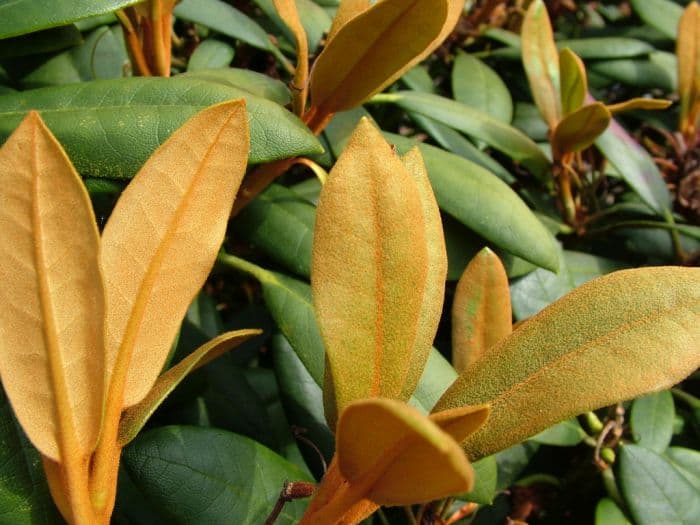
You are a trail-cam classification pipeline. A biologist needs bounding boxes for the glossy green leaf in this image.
[595,498,631,525]
[595,118,672,214]
[551,102,611,158]
[0,25,82,60]
[460,455,497,504]
[559,38,654,60]
[590,52,677,92]
[619,444,700,525]
[324,110,559,272]
[630,390,675,453]
[123,426,312,524]
[409,349,458,414]
[0,388,62,524]
[0,77,321,178]
[435,267,700,460]
[521,0,561,129]
[174,0,276,53]
[667,447,700,492]
[233,184,315,278]
[452,248,512,374]
[531,419,586,446]
[559,48,587,116]
[312,119,431,423]
[187,39,235,71]
[118,330,261,446]
[631,0,683,39]
[371,91,550,176]
[452,51,512,123]
[0,0,140,38]
[337,398,475,505]
[180,68,291,105]
[217,254,325,385]
[20,26,127,88]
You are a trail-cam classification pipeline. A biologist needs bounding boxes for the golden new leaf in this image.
[677,1,700,138]
[0,112,104,461]
[101,100,250,408]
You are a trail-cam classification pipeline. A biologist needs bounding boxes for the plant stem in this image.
[116,10,153,76]
[150,0,171,76]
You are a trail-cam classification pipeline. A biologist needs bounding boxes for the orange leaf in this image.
[273,0,309,115]
[677,1,700,138]
[0,112,104,461]
[522,0,562,129]
[452,248,511,374]
[101,100,250,408]
[327,0,370,42]
[551,102,611,159]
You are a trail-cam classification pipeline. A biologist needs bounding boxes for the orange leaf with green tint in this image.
[337,398,474,505]
[273,0,309,115]
[0,112,104,461]
[452,248,511,374]
[327,0,370,42]
[551,102,611,159]
[435,267,700,460]
[118,329,261,446]
[677,1,700,138]
[312,118,429,428]
[522,0,562,129]
[101,100,250,408]
[606,98,672,114]
[308,0,447,116]
[559,48,587,116]
[399,148,448,399]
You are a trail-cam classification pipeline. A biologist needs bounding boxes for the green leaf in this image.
[175,0,276,53]
[180,68,291,105]
[0,388,62,524]
[460,455,497,505]
[452,51,512,123]
[118,330,261,446]
[630,0,683,39]
[217,254,325,385]
[0,25,82,60]
[233,184,315,278]
[595,498,631,525]
[435,267,700,460]
[558,38,654,60]
[559,48,587,116]
[0,0,140,38]
[619,444,700,525]
[371,91,550,177]
[20,26,127,88]
[595,119,672,215]
[324,110,559,272]
[409,349,458,414]
[123,426,312,524]
[630,390,675,453]
[0,77,321,178]
[590,52,677,92]
[667,447,700,492]
[531,419,586,446]
[551,102,611,158]
[521,0,561,129]
[187,39,235,71]
[271,334,334,476]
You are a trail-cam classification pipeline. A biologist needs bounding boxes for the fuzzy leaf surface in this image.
[0,112,104,460]
[101,100,249,407]
[435,267,700,460]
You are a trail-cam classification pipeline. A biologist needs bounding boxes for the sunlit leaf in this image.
[551,102,611,158]
[429,404,490,444]
[308,0,447,115]
[559,48,587,116]
[677,2,700,137]
[337,398,474,505]
[0,112,104,460]
[101,100,249,407]
[522,0,562,129]
[327,0,369,41]
[399,148,447,400]
[435,267,700,460]
[118,329,261,446]
[452,248,512,374]
[312,118,429,426]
